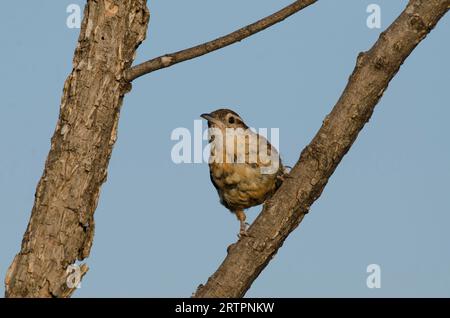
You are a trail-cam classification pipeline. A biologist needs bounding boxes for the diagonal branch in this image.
[193,0,450,298]
[124,0,317,81]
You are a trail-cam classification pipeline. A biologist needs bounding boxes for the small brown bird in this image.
[201,108,286,237]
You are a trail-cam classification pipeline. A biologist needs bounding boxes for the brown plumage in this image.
[201,108,286,236]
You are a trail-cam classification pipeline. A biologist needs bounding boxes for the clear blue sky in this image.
[1,0,449,297]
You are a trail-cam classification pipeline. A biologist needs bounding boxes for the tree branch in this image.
[124,0,317,82]
[193,0,450,298]
[4,0,150,297]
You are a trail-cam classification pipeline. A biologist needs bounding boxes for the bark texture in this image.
[194,0,449,298]
[124,0,317,81]
[5,0,149,297]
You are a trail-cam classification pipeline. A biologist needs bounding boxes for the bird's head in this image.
[200,108,248,130]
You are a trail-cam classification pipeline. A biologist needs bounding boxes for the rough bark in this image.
[193,0,449,298]
[124,0,317,81]
[5,0,149,297]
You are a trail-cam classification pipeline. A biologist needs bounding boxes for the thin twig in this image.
[124,0,317,81]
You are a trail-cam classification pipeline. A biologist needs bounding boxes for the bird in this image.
[201,108,287,237]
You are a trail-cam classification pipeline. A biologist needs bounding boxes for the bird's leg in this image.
[235,210,248,237]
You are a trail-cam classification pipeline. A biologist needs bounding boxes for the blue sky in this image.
[1,0,449,297]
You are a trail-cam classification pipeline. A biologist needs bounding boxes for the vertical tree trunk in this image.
[5,0,149,297]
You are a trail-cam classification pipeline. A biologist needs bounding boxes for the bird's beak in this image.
[200,113,222,126]
[200,113,214,121]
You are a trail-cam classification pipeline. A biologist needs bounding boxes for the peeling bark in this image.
[193,0,450,298]
[5,0,149,297]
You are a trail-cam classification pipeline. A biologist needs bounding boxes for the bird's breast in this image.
[209,162,278,211]
[207,129,282,210]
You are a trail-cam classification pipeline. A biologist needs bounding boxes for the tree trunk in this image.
[193,0,449,298]
[5,0,149,297]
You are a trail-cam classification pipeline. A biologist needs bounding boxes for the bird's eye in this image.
[228,116,235,124]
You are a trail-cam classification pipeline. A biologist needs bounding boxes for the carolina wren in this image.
[201,108,286,237]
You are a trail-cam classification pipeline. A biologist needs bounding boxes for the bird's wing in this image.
[244,132,283,175]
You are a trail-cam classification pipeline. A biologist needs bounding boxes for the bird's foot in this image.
[238,222,250,238]
[277,173,293,182]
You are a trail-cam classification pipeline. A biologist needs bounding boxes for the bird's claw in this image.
[238,222,250,238]
[237,230,249,239]
[277,173,293,182]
